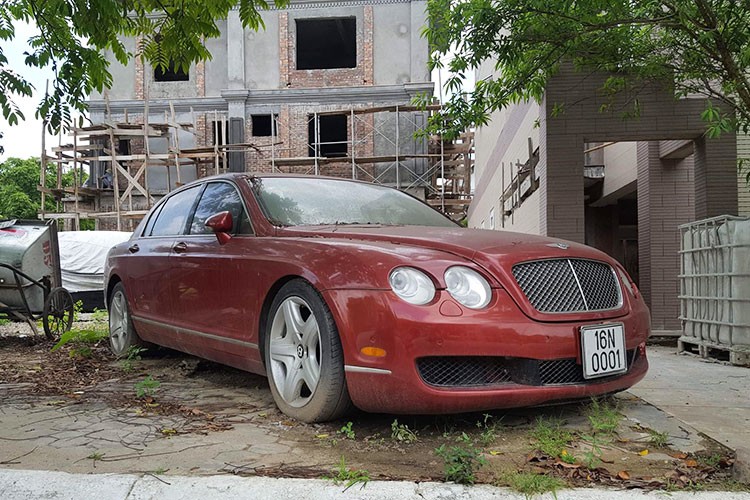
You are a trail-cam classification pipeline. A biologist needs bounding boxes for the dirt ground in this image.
[0,318,742,493]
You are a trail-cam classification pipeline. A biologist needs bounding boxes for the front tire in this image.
[108,283,146,357]
[264,280,352,422]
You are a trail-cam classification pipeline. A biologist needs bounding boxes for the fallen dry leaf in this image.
[669,452,688,459]
[685,459,699,468]
[639,449,649,456]
[617,471,631,480]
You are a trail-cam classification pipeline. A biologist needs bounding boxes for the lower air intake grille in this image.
[416,357,513,387]
[417,350,637,388]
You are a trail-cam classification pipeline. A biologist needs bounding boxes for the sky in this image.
[0,22,57,161]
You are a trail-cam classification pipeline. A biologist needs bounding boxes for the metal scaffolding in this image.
[41,102,473,230]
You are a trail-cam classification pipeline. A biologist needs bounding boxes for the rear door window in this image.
[149,186,201,236]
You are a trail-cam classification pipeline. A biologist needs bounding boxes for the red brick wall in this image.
[280,7,374,88]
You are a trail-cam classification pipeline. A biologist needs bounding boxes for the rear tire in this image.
[264,279,352,423]
[108,283,146,357]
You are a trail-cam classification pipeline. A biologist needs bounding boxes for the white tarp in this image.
[58,231,132,292]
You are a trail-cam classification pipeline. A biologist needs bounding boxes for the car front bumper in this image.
[323,288,650,414]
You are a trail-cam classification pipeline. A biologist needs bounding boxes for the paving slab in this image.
[628,345,750,450]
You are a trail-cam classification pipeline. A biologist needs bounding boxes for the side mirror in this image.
[205,211,233,245]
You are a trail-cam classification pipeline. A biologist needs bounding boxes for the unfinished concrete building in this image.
[43,0,474,230]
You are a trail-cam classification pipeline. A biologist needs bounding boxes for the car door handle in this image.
[173,242,188,254]
[128,244,139,254]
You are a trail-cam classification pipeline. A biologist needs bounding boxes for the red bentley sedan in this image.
[105,174,649,422]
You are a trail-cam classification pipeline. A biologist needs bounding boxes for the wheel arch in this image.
[258,274,309,366]
[105,275,122,306]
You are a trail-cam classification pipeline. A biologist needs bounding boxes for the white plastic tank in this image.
[680,216,750,348]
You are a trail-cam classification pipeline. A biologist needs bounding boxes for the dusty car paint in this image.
[105,173,649,417]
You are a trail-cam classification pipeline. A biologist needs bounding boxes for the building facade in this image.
[470,63,748,334]
[87,0,434,193]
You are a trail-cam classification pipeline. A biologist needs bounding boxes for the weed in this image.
[530,418,572,459]
[559,449,577,464]
[502,471,565,499]
[325,456,370,491]
[435,433,486,484]
[338,421,355,440]
[587,398,621,436]
[151,467,168,475]
[0,318,9,326]
[90,308,108,322]
[51,327,108,352]
[476,413,502,446]
[391,419,418,444]
[579,433,609,469]
[697,453,723,468]
[134,375,160,398]
[121,345,146,371]
[73,300,84,322]
[87,451,105,466]
[647,429,670,448]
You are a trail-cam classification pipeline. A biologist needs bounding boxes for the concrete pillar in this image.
[222,90,249,172]
[227,10,245,90]
[540,126,585,242]
[637,142,695,333]
[693,134,738,218]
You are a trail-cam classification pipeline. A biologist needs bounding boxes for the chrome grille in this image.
[512,259,621,313]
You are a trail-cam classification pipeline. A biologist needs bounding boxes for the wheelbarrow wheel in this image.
[43,287,75,340]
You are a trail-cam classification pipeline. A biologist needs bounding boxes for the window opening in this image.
[296,18,356,70]
[154,61,189,82]
[308,114,348,158]
[251,114,277,137]
[211,120,230,145]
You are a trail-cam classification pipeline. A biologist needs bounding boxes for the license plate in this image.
[581,323,627,379]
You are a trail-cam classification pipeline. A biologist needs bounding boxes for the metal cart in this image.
[0,220,74,340]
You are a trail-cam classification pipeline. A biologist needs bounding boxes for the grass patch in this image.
[530,418,573,458]
[502,471,566,499]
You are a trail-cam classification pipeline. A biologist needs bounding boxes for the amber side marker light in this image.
[361,347,387,357]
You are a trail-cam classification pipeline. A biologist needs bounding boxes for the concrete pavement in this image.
[0,469,749,500]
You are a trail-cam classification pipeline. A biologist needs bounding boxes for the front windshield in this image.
[251,177,457,228]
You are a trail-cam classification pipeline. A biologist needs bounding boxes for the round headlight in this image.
[444,266,492,309]
[389,267,436,305]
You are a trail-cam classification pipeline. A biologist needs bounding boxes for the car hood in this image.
[279,225,630,322]
[278,224,604,265]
